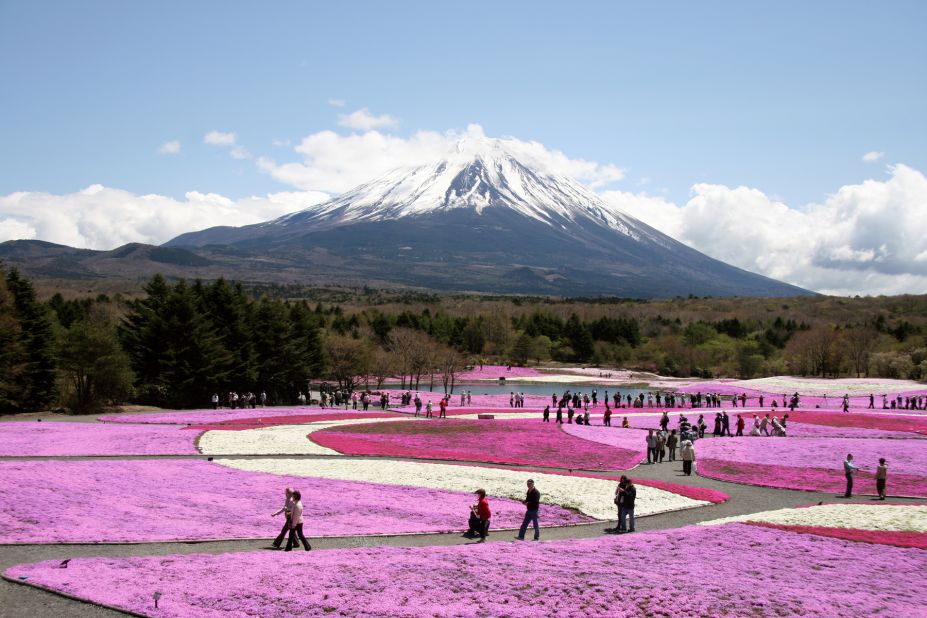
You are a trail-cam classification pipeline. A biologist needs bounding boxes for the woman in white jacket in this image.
[680,440,695,476]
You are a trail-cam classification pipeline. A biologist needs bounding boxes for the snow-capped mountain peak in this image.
[274,136,644,240]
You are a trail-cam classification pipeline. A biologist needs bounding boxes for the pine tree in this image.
[5,269,57,409]
[199,278,256,390]
[120,274,171,404]
[0,276,26,410]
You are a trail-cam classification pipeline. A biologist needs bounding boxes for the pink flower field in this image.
[0,421,197,456]
[311,418,643,470]
[745,521,927,550]
[453,364,549,380]
[7,523,925,617]
[696,437,927,497]
[0,460,590,543]
[98,407,394,425]
[183,411,401,431]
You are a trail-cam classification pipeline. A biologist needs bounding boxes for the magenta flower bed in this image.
[0,422,197,456]
[183,411,401,431]
[311,419,642,470]
[454,364,549,380]
[0,460,589,543]
[98,407,393,425]
[7,523,926,617]
[745,521,927,550]
[695,437,927,496]
[698,459,927,498]
[559,423,649,456]
[696,437,927,476]
[784,411,927,436]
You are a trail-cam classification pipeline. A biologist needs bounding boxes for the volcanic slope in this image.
[167,136,809,297]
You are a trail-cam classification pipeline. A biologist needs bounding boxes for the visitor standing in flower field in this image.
[666,429,678,461]
[876,458,888,500]
[271,487,296,549]
[646,429,657,464]
[611,476,628,532]
[473,489,491,542]
[681,439,695,476]
[516,479,541,541]
[844,453,859,498]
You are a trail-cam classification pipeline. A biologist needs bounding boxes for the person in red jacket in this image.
[736,414,745,437]
[472,489,491,542]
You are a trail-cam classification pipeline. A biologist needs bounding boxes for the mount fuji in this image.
[164,136,809,297]
[0,136,810,297]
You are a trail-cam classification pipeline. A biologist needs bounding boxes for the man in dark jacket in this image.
[620,478,636,532]
[516,479,541,540]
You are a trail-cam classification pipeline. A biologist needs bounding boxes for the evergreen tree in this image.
[0,276,26,410]
[564,313,594,362]
[200,278,256,389]
[251,297,296,403]
[120,274,171,403]
[57,314,135,413]
[5,269,57,409]
[157,281,232,408]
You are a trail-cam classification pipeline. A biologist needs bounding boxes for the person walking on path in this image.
[666,429,678,461]
[721,411,731,437]
[426,400,433,418]
[646,429,658,464]
[271,487,296,549]
[284,490,311,551]
[681,439,695,476]
[473,489,491,542]
[876,458,888,500]
[844,453,859,498]
[516,479,541,541]
[735,414,745,437]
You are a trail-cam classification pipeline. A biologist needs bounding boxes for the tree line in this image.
[1,267,925,413]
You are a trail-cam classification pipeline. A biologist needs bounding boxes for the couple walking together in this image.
[271,487,311,551]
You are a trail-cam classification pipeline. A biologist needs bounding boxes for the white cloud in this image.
[0,186,329,250]
[203,131,237,146]
[327,98,346,108]
[230,146,251,160]
[337,108,399,131]
[157,140,181,155]
[272,138,291,147]
[259,123,624,194]
[862,151,884,163]
[603,164,927,295]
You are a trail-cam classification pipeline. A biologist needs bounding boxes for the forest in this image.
[2,267,925,413]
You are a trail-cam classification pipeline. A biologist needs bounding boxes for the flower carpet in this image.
[701,504,927,549]
[696,436,927,497]
[218,458,717,520]
[0,459,588,543]
[196,417,416,456]
[309,418,643,470]
[7,523,926,617]
[98,407,396,425]
[0,421,197,456]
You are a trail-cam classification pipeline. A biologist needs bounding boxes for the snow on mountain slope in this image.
[272,134,660,243]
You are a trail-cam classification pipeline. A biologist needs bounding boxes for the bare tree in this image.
[435,344,465,394]
[368,347,396,389]
[839,327,878,377]
[326,335,371,391]
[387,328,431,390]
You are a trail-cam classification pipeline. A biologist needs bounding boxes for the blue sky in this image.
[1,1,926,295]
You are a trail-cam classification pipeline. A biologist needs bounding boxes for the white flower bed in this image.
[216,457,709,520]
[737,377,926,396]
[700,504,927,532]
[198,418,416,456]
